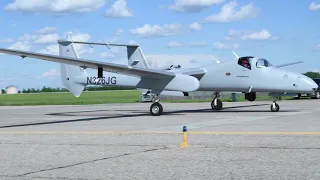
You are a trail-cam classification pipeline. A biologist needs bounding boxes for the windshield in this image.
[256,58,273,68]
[313,79,320,84]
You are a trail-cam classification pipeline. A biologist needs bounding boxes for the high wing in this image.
[274,61,304,68]
[0,47,175,79]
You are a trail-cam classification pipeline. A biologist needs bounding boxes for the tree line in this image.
[1,86,134,94]
[303,72,320,78]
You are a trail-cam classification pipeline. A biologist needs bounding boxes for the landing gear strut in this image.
[150,94,163,116]
[270,97,280,112]
[211,92,223,110]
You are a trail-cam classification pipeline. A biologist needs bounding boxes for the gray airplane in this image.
[0,37,318,116]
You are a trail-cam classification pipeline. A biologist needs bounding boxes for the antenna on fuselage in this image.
[232,51,240,59]
[209,55,221,64]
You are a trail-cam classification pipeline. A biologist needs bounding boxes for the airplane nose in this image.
[310,79,318,91]
[301,75,318,91]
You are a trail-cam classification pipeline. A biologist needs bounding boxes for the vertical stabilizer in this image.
[127,46,150,69]
[127,46,153,94]
[58,37,87,97]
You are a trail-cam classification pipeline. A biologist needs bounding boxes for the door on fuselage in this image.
[251,58,275,91]
[233,56,253,91]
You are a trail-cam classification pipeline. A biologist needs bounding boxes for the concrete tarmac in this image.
[0,99,320,180]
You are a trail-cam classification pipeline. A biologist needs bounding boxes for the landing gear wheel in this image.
[211,99,223,110]
[270,102,280,112]
[150,102,163,116]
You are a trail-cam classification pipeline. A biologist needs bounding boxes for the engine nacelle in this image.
[245,92,256,101]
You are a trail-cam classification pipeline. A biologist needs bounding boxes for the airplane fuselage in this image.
[78,58,316,96]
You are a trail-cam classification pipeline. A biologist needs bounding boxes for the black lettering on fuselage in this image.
[236,76,249,78]
[86,76,117,85]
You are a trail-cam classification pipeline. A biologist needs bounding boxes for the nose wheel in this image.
[211,99,223,110]
[270,100,280,112]
[211,92,223,110]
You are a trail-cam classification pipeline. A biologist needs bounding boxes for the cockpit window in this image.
[256,58,272,68]
[313,79,320,84]
[238,57,253,70]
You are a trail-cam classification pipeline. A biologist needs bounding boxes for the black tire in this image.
[294,93,301,99]
[150,102,163,116]
[270,102,280,112]
[211,99,223,110]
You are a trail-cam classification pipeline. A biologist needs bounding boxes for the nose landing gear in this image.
[270,97,280,112]
[211,92,223,110]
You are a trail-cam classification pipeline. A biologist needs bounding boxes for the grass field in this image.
[0,90,298,106]
[0,90,141,106]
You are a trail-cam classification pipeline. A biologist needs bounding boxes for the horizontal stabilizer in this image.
[58,40,139,48]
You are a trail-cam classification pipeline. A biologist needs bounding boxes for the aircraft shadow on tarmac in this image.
[0,104,300,129]
[48,103,298,116]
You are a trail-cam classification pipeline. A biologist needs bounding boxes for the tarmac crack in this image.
[15,146,168,177]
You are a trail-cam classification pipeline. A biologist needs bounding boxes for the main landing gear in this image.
[148,92,280,116]
[150,95,163,116]
[211,92,223,110]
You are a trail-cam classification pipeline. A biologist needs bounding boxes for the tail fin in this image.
[126,46,154,94]
[127,46,150,69]
[58,37,88,97]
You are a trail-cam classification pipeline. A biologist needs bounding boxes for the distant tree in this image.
[1,89,5,94]
[303,72,320,78]
[17,85,134,93]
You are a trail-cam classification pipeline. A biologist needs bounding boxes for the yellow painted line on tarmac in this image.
[1,131,320,135]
